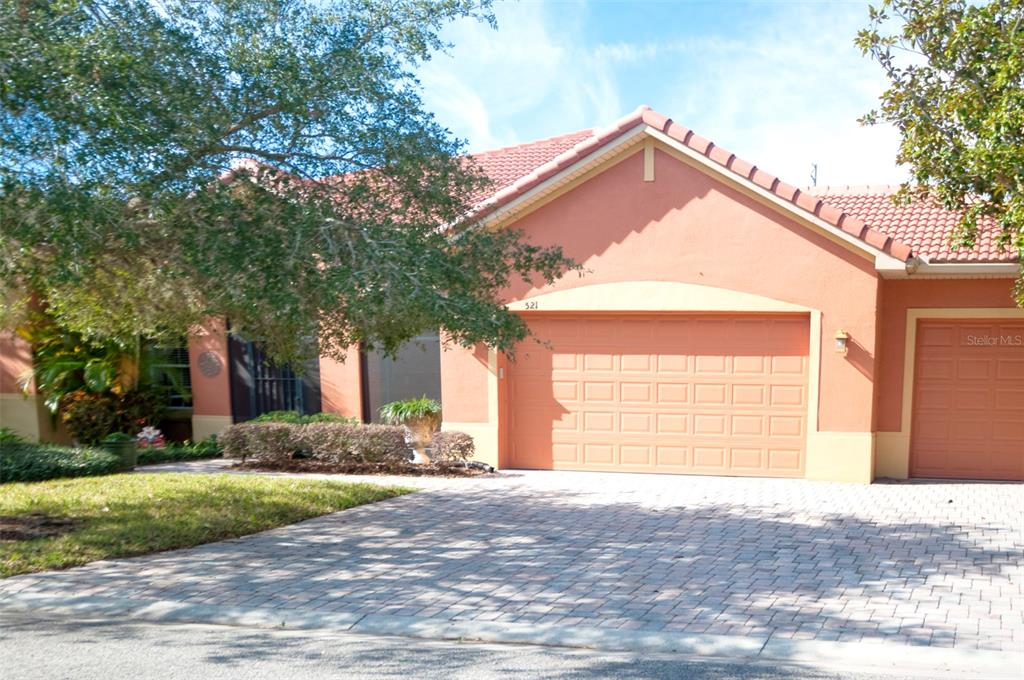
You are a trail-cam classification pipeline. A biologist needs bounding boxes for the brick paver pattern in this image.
[1,469,1021,650]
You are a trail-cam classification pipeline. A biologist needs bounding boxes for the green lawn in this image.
[0,473,412,577]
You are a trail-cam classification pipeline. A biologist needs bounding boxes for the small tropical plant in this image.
[17,310,187,413]
[60,388,165,445]
[378,396,441,463]
[378,396,442,427]
[0,427,25,444]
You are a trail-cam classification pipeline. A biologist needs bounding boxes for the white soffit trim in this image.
[877,257,1020,279]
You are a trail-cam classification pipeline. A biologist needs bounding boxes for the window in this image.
[150,347,192,409]
[364,332,442,423]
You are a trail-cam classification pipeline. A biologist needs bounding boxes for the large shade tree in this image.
[0,0,577,364]
[857,0,1024,301]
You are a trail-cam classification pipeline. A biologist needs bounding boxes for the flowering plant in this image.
[136,426,166,449]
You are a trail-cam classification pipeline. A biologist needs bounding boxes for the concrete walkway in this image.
[1,611,962,680]
[1,462,1021,675]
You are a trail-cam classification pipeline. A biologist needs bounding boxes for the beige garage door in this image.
[911,319,1024,480]
[508,314,809,477]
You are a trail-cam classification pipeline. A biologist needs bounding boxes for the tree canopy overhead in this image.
[1,0,577,363]
[857,0,1024,299]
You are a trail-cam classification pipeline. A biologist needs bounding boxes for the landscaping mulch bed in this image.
[232,459,493,477]
[0,513,80,541]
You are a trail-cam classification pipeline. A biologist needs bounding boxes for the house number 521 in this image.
[523,301,539,309]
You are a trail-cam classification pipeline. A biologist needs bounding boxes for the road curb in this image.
[2,593,1020,678]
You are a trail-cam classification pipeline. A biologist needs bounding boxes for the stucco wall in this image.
[187,320,234,439]
[442,143,884,478]
[875,277,1018,432]
[319,351,363,420]
[0,330,48,441]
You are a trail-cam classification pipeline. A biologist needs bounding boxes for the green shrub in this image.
[220,422,408,465]
[0,442,121,483]
[303,412,359,425]
[219,422,304,462]
[60,389,166,445]
[251,411,357,425]
[378,397,441,426]
[430,431,475,466]
[344,424,408,463]
[299,422,355,463]
[300,423,408,463]
[250,410,305,424]
[136,437,221,465]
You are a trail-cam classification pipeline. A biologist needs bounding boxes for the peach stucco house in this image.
[3,106,1021,483]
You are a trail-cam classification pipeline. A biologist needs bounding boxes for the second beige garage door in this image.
[508,314,809,477]
[911,319,1024,480]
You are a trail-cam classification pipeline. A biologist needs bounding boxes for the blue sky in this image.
[419,0,906,188]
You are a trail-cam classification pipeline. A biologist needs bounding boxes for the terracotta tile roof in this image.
[811,187,1015,264]
[467,106,917,262]
[468,129,595,202]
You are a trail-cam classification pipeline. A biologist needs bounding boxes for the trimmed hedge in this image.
[1,442,121,483]
[219,422,408,465]
[430,431,476,466]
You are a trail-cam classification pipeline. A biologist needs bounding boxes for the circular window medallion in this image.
[197,351,222,378]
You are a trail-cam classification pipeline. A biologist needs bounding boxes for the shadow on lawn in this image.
[1,482,1020,658]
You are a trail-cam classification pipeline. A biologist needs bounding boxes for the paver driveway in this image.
[1,469,1021,652]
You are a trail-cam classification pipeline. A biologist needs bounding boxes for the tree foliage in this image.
[857,0,1024,298]
[0,0,578,363]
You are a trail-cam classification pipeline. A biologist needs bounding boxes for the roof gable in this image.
[465,105,1018,269]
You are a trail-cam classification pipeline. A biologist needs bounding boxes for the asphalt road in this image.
[0,612,959,680]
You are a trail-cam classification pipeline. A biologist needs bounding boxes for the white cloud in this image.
[419,1,907,186]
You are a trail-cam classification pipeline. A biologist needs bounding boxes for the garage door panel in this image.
[997,359,1024,379]
[583,381,615,401]
[770,356,805,375]
[656,413,689,434]
[695,355,728,374]
[656,446,689,467]
[694,384,728,405]
[620,354,652,372]
[656,383,689,403]
[731,415,765,436]
[732,384,766,406]
[620,382,652,403]
[911,319,1024,481]
[509,314,808,477]
[768,449,802,471]
[993,419,1024,441]
[621,445,652,465]
[770,385,805,407]
[731,448,766,471]
[995,389,1024,410]
[733,355,767,375]
[770,415,803,437]
[656,355,690,374]
[583,443,615,464]
[918,358,955,380]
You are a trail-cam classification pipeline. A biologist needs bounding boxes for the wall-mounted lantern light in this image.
[834,329,850,355]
